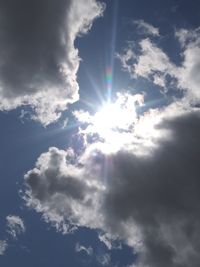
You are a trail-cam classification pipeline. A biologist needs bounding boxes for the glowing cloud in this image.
[73,92,145,152]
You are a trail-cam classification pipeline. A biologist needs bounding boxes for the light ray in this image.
[106,0,119,102]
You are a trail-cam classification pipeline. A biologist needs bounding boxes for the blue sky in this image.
[1,1,200,266]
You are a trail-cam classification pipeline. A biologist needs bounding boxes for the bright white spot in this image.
[74,92,167,154]
[88,92,143,150]
[92,101,134,135]
[87,103,133,152]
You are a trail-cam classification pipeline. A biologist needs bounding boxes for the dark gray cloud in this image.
[24,109,200,267]
[0,0,104,124]
[0,0,70,96]
[104,112,200,267]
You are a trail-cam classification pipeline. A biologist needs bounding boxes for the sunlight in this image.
[92,101,135,138]
[82,92,144,151]
[73,92,167,154]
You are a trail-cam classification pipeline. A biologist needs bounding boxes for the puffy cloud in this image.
[24,105,200,267]
[133,39,175,83]
[118,38,177,89]
[0,240,8,256]
[24,146,105,233]
[0,0,104,125]
[75,243,93,256]
[176,31,200,100]
[6,215,25,239]
[118,25,200,102]
[134,20,160,37]
[175,27,200,48]
[22,20,200,267]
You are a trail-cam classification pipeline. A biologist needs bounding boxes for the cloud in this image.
[176,30,200,100]
[0,0,104,125]
[118,25,200,102]
[24,146,105,233]
[6,215,25,239]
[175,27,200,48]
[73,92,146,153]
[23,102,200,267]
[22,21,200,267]
[134,20,160,37]
[0,240,8,256]
[0,215,25,256]
[97,253,111,266]
[118,38,177,89]
[75,243,93,256]
[98,232,113,250]
[75,242,112,266]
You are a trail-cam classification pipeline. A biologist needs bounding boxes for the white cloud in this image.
[23,99,200,267]
[75,243,93,256]
[98,233,113,250]
[176,36,200,100]
[0,0,105,125]
[134,20,160,37]
[73,92,147,154]
[116,45,136,75]
[22,23,200,267]
[0,240,8,256]
[6,215,25,239]
[118,26,200,104]
[134,38,174,80]
[118,38,177,89]
[175,27,200,48]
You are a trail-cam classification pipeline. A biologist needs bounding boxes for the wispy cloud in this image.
[97,253,111,266]
[75,243,93,256]
[6,215,25,239]
[118,25,200,103]
[0,240,8,256]
[134,19,160,36]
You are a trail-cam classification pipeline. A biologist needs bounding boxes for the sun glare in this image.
[83,92,144,150]
[74,92,165,154]
[95,103,127,129]
[92,102,134,135]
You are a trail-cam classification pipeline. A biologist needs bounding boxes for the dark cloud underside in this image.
[25,111,200,267]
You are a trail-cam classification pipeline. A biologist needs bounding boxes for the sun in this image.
[75,92,144,151]
[74,92,163,154]
[92,101,135,138]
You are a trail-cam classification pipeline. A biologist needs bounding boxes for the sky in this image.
[1,0,200,266]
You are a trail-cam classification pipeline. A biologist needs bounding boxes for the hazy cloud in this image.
[97,253,111,266]
[134,20,160,36]
[6,215,25,239]
[0,240,8,256]
[75,243,93,256]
